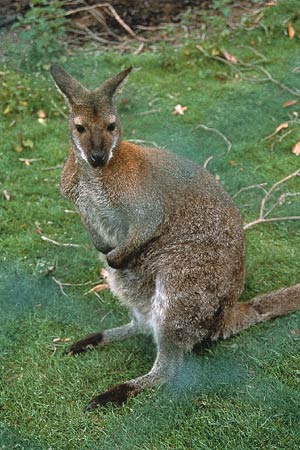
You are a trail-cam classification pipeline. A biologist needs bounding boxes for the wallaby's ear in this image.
[99,66,133,100]
[50,64,89,105]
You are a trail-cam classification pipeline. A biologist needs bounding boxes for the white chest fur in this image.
[74,178,128,252]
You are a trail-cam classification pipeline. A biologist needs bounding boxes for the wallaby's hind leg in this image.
[86,336,184,409]
[67,320,138,356]
[86,276,192,409]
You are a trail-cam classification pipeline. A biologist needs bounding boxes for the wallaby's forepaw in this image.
[85,383,137,410]
[106,251,128,269]
[66,332,104,356]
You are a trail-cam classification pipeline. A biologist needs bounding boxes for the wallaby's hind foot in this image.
[67,320,138,356]
[86,383,138,410]
[86,335,184,409]
[67,332,104,356]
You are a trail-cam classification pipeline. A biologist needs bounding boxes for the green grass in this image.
[1,2,300,449]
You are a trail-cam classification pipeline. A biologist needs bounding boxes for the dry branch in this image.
[196,45,300,98]
[51,276,68,297]
[243,169,300,230]
[194,123,232,154]
[41,235,81,248]
[63,3,135,37]
[127,138,159,147]
[232,183,268,199]
[51,276,104,297]
[203,155,214,169]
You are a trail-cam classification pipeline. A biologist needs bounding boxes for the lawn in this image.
[1,1,300,449]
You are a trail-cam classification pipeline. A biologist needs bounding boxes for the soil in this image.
[0,0,211,30]
[0,0,29,17]
[89,0,211,28]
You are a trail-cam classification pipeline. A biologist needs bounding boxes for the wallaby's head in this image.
[50,65,132,168]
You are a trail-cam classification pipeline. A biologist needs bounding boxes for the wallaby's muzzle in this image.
[90,150,107,168]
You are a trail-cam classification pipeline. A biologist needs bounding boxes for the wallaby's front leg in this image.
[107,227,161,269]
[86,339,184,409]
[67,320,138,356]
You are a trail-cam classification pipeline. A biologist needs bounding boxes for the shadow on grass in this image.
[1,264,299,450]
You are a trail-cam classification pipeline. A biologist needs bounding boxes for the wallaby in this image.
[50,64,300,409]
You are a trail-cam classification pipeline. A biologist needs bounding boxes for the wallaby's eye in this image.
[107,122,116,132]
[75,124,85,133]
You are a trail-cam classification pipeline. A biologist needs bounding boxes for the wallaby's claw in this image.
[85,383,137,410]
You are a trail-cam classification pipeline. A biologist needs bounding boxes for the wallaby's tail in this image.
[213,284,300,341]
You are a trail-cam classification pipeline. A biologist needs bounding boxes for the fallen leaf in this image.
[15,145,23,153]
[292,141,300,156]
[3,105,10,115]
[173,104,188,115]
[84,283,109,295]
[288,22,295,39]
[283,99,297,107]
[229,160,237,167]
[38,118,47,126]
[211,48,220,56]
[23,139,34,149]
[223,50,238,64]
[275,122,289,133]
[3,190,10,201]
[37,109,47,119]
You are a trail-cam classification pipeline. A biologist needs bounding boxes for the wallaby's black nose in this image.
[90,152,106,168]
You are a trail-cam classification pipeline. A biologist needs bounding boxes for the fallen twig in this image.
[243,169,300,230]
[127,139,159,147]
[63,3,135,37]
[19,158,44,163]
[232,183,268,199]
[133,42,145,55]
[51,276,104,297]
[203,155,214,169]
[254,65,300,98]
[194,123,232,154]
[41,235,81,248]
[50,99,68,118]
[196,45,300,98]
[42,164,62,171]
[64,209,78,214]
[51,276,68,297]
[138,108,161,116]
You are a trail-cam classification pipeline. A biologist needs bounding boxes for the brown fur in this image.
[50,65,300,408]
